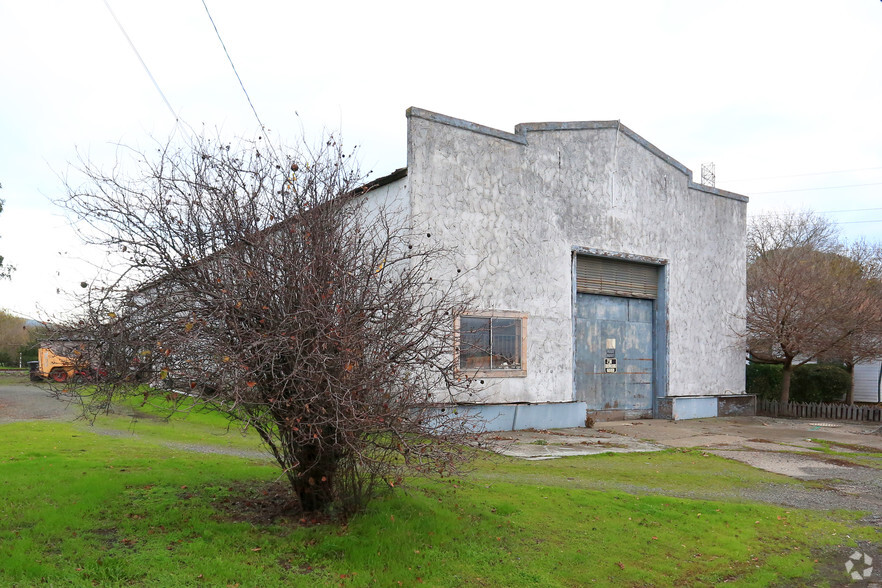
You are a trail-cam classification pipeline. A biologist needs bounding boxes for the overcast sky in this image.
[1,0,881,318]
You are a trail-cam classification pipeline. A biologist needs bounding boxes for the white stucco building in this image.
[368,107,750,429]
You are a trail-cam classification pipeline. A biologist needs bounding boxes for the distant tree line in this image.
[0,311,43,367]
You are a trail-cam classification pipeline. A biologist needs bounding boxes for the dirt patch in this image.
[211,481,333,526]
[813,455,876,468]
[801,541,881,587]
[818,441,882,454]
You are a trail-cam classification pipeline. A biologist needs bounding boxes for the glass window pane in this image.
[460,317,491,370]
[490,318,521,369]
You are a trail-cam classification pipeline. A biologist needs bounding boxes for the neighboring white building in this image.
[367,107,750,429]
[853,360,882,403]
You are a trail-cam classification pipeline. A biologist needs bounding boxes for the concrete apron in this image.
[481,427,664,460]
[600,416,882,482]
[483,416,882,481]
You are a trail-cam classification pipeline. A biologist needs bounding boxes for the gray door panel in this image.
[574,294,653,410]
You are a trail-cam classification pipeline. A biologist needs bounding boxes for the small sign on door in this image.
[604,357,617,373]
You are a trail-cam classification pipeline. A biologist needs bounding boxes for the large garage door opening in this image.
[573,255,660,415]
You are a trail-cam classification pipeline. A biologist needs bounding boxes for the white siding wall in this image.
[853,360,882,403]
[358,175,410,229]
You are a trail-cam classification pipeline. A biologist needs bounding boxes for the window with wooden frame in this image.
[455,311,527,377]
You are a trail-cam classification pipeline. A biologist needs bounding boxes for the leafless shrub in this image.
[53,132,480,514]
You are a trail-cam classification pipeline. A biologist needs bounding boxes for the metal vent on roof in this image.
[576,256,658,299]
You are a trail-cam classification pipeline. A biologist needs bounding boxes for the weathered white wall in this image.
[405,108,746,405]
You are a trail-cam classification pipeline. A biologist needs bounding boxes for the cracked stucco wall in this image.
[404,108,746,405]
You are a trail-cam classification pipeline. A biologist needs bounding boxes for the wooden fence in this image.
[757,399,882,423]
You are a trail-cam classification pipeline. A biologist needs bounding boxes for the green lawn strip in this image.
[308,474,870,587]
[806,439,882,455]
[754,446,882,471]
[1,422,876,587]
[479,448,806,496]
[1,421,289,586]
[802,439,882,469]
[116,390,238,427]
[0,371,29,382]
[77,390,266,453]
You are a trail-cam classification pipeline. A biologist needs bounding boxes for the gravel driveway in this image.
[0,380,81,424]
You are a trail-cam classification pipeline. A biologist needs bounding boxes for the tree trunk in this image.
[291,442,337,513]
[844,362,855,405]
[780,359,793,404]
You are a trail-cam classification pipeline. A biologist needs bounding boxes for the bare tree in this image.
[0,183,14,280]
[747,211,882,403]
[820,241,882,403]
[54,133,479,514]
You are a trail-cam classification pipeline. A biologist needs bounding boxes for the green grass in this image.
[0,370,29,384]
[481,448,804,495]
[0,421,280,586]
[1,415,878,586]
[45,387,265,453]
[102,392,264,451]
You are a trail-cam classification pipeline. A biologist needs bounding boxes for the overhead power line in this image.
[102,0,177,121]
[752,208,882,218]
[750,181,882,195]
[201,0,266,131]
[817,206,882,215]
[834,219,882,225]
[748,213,882,227]
[727,165,882,183]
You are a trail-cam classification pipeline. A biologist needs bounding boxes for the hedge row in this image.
[746,363,851,403]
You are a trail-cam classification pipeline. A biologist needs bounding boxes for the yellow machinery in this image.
[31,341,92,383]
